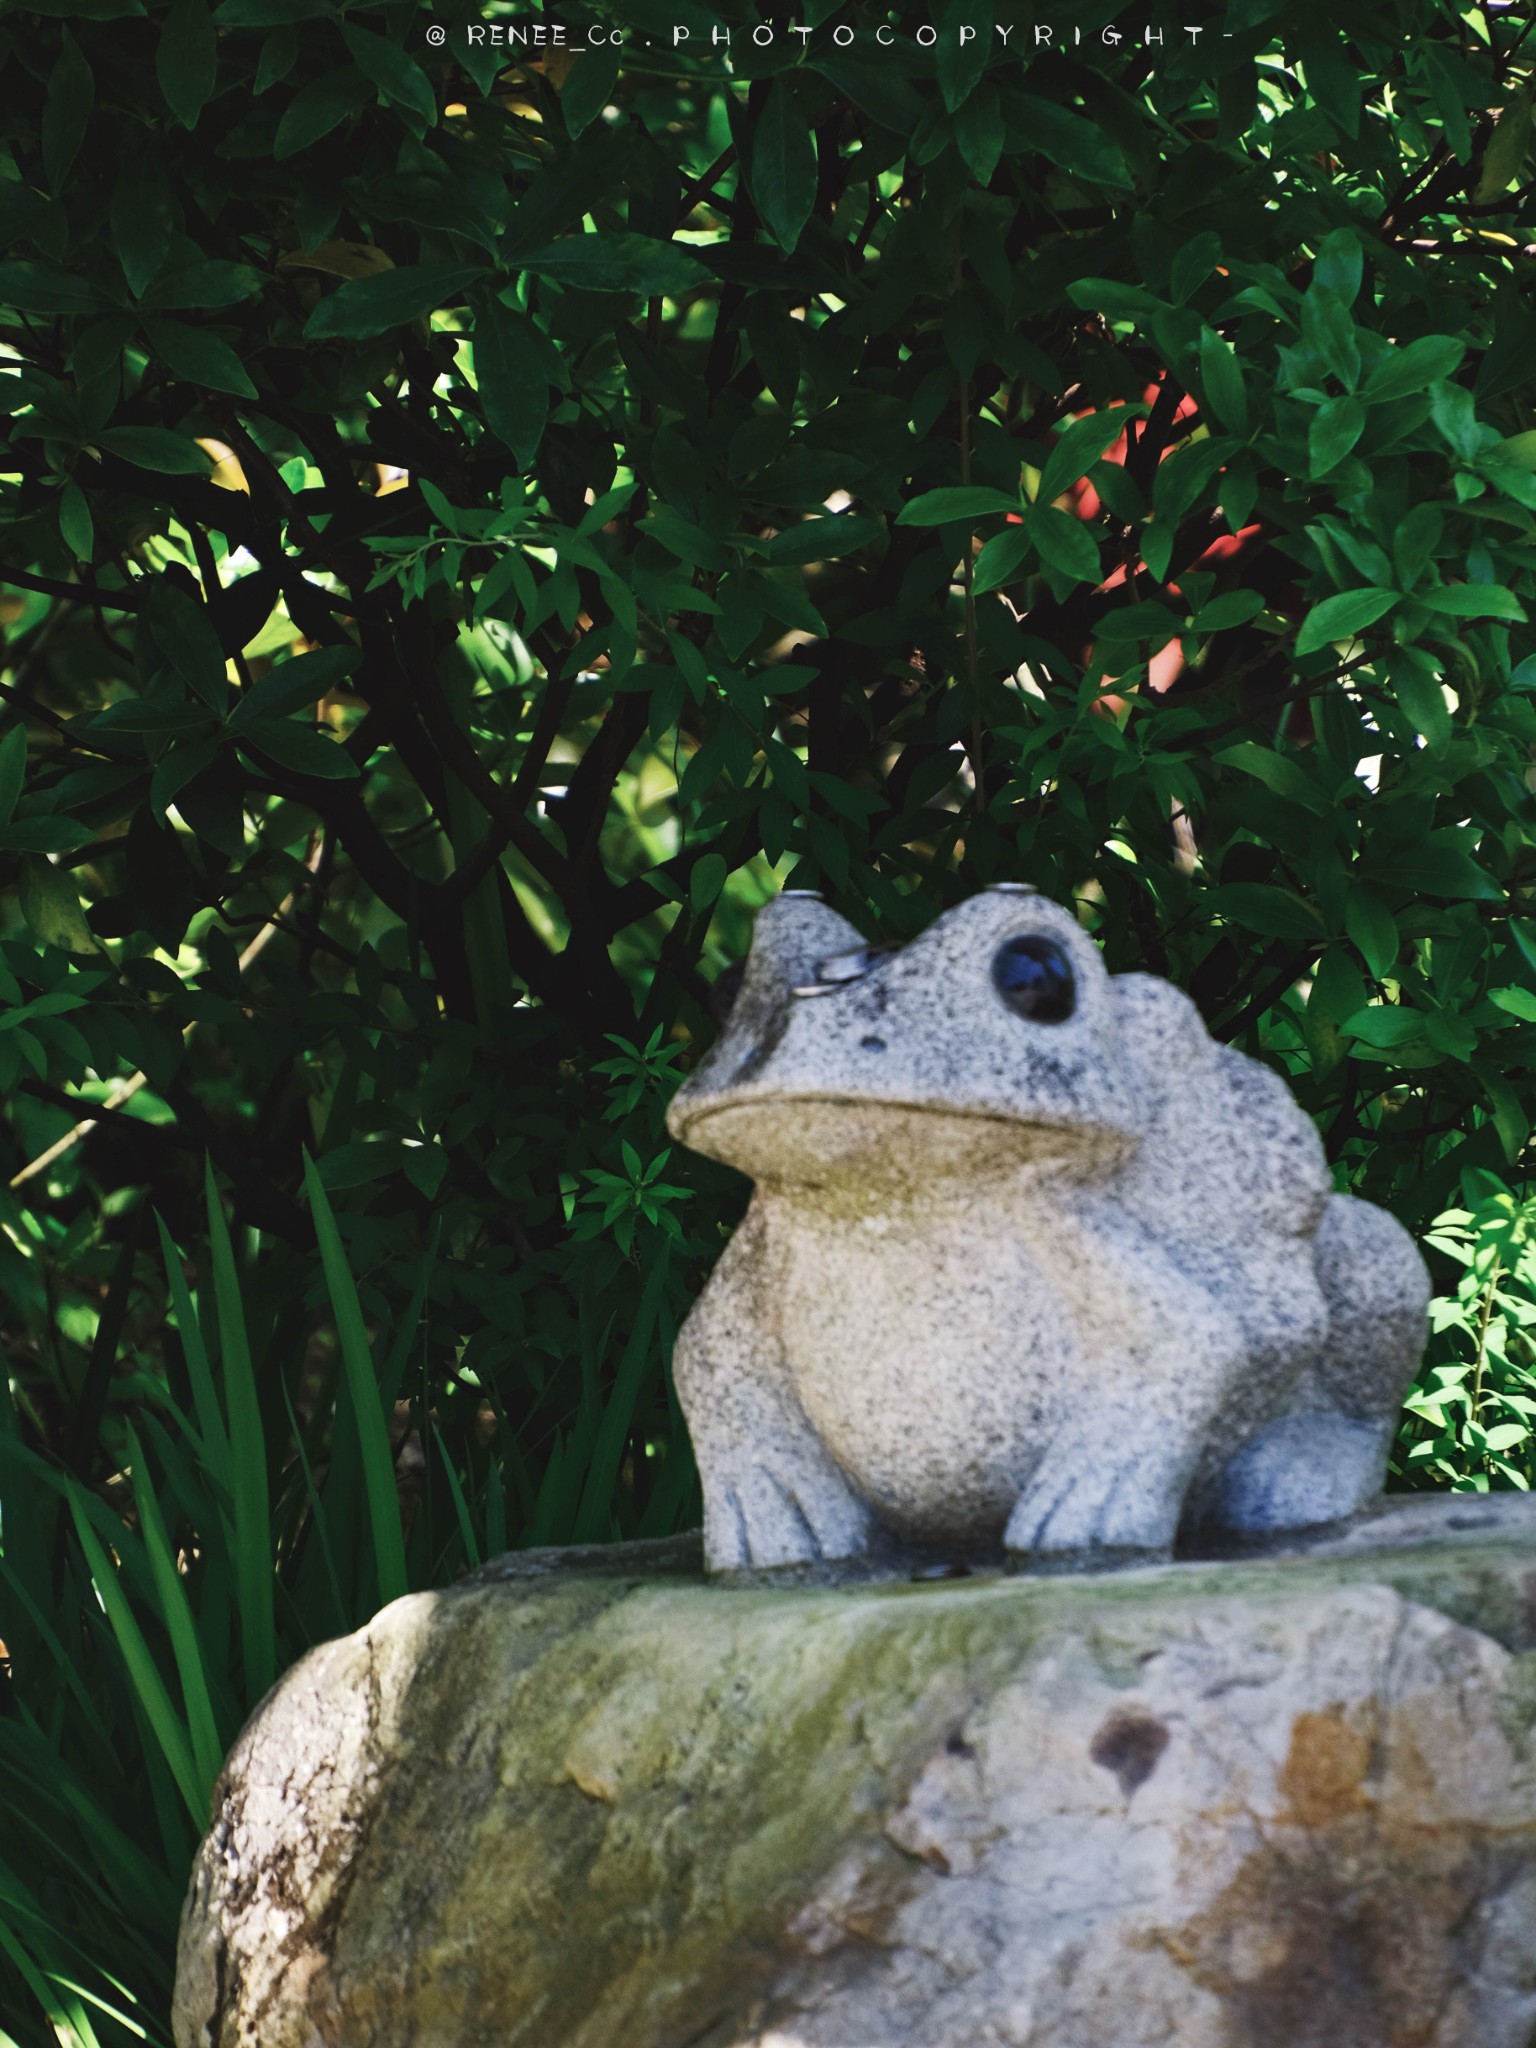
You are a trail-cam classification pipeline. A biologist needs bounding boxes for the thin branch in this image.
[0,564,145,612]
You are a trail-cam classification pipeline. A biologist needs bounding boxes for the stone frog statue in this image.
[666,886,1430,1574]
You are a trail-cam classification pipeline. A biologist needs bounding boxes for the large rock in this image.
[175,1498,1536,2048]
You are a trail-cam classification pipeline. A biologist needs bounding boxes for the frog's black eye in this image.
[992,936,1076,1022]
[709,960,745,1024]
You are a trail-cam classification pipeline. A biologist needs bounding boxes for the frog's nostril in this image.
[992,936,1076,1022]
[860,1035,887,1053]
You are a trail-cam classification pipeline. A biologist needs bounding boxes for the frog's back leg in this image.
[674,1199,873,1573]
[1193,1193,1430,1534]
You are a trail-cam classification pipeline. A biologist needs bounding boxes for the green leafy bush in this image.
[4,0,1536,2036]
[1394,1167,1536,1491]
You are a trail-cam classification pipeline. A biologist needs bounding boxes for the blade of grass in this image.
[0,1908,103,2048]
[154,1214,232,1502]
[204,1162,274,1699]
[277,1373,346,1641]
[302,1156,408,1607]
[0,1562,116,1756]
[62,1221,140,1478]
[379,1219,439,1412]
[40,1977,147,2041]
[122,1424,224,1800]
[64,1492,205,1827]
[0,1865,154,2038]
[0,1739,184,1932]
[572,1249,672,1543]
[523,1429,569,1550]
[431,1425,481,1572]
[0,1367,50,1671]
[136,1413,239,1737]
[484,1455,507,1557]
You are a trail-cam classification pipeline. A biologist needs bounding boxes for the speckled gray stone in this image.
[667,889,1430,1574]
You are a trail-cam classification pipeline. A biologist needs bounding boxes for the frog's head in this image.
[667,887,1145,1191]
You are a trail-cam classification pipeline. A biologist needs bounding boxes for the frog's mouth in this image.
[672,1089,1139,1187]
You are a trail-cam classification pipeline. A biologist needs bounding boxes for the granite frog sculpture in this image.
[667,886,1430,1574]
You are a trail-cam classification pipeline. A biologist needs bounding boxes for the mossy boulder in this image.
[174,1498,1536,2047]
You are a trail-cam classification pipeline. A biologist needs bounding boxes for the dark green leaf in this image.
[1417,584,1526,621]
[340,23,436,124]
[230,647,360,724]
[1389,652,1452,749]
[518,233,707,297]
[689,852,727,914]
[1191,591,1264,632]
[972,524,1034,595]
[0,727,24,826]
[43,33,93,191]
[1027,507,1100,584]
[138,260,264,311]
[57,481,93,563]
[1299,285,1360,390]
[1308,396,1365,477]
[1294,588,1397,655]
[141,579,229,711]
[1095,601,1182,649]
[896,487,1020,527]
[748,79,819,256]
[1038,407,1144,507]
[304,263,486,340]
[238,718,359,778]
[953,84,1005,185]
[1341,1004,1429,1048]
[1362,844,1502,901]
[1198,329,1248,435]
[0,817,96,855]
[1210,884,1326,944]
[96,428,214,475]
[937,0,991,111]
[142,319,258,398]
[473,298,549,469]
[1345,890,1398,978]
[212,0,328,17]
[111,161,175,299]
[1360,334,1465,404]
[157,0,217,129]
[0,262,101,315]
[1011,95,1132,188]
[1215,741,1326,808]
[273,65,371,158]
[559,44,620,138]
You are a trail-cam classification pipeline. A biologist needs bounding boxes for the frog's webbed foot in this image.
[1003,1443,1189,1567]
[709,1460,873,1572]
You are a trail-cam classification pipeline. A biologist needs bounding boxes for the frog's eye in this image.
[992,936,1076,1022]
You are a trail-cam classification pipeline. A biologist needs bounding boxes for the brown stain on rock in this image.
[1089,1705,1171,1797]
[1278,1705,1372,1827]
[1166,1704,1527,2048]
[1170,1829,1499,2048]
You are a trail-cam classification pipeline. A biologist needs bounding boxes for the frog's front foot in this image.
[705,1459,874,1572]
[1003,1448,1186,1568]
